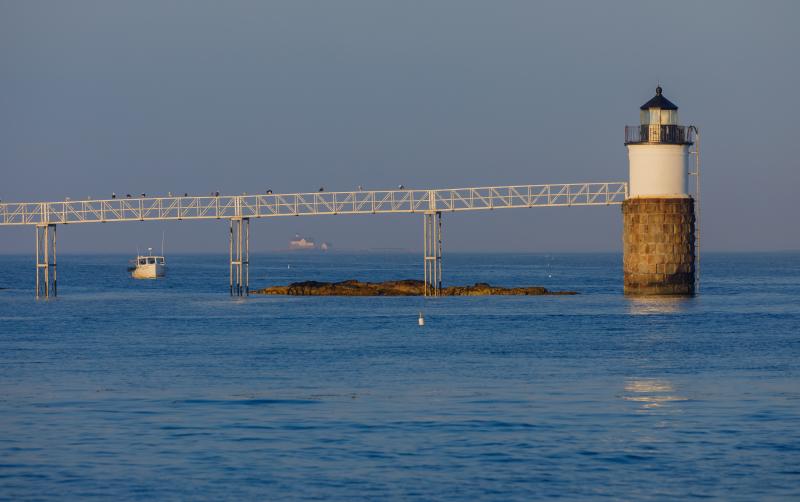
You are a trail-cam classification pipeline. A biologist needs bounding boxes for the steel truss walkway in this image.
[0,182,628,297]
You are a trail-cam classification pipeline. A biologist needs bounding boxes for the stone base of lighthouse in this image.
[622,197,695,295]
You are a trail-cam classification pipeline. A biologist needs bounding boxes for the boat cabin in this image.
[137,256,165,266]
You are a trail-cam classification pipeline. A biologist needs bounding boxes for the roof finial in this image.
[656,85,663,96]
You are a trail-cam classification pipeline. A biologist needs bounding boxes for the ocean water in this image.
[0,252,798,500]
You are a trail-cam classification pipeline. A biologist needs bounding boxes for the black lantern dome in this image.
[640,86,678,111]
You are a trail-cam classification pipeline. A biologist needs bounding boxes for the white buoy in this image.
[418,311,425,326]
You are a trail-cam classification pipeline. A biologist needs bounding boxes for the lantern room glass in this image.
[640,108,678,125]
[661,109,678,125]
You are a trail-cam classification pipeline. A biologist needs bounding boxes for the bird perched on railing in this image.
[319,187,325,192]
[112,192,116,199]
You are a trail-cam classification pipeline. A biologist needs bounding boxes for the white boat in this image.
[131,248,166,279]
[289,234,316,250]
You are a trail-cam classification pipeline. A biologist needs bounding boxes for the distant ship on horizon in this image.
[289,234,332,251]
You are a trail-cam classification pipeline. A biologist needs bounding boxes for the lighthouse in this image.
[622,87,696,295]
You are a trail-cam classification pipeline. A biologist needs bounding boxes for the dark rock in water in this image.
[254,279,577,296]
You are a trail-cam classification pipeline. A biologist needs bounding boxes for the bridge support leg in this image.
[229,217,249,296]
[423,211,442,297]
[35,224,57,298]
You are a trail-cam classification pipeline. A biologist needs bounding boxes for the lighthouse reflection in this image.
[627,296,691,315]
[622,378,688,412]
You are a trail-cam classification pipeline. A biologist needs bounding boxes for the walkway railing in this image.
[0,182,628,226]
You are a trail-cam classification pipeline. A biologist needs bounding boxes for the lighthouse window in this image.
[650,108,661,124]
[660,109,677,125]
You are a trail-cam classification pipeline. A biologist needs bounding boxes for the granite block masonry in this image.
[622,197,695,295]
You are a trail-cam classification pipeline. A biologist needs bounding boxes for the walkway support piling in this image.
[35,224,57,298]
[229,218,249,296]
[423,211,442,296]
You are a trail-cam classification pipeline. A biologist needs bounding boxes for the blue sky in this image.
[1,1,798,253]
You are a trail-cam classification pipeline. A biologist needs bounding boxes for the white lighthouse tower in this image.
[627,86,690,197]
[622,87,696,295]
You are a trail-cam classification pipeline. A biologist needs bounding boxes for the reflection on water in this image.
[627,296,692,315]
[622,378,688,412]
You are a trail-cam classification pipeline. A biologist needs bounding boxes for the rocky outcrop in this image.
[254,279,577,296]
